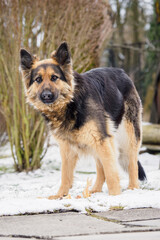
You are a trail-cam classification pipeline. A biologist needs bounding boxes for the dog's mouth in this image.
[42,98,55,104]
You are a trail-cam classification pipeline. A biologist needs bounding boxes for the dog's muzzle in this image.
[40,89,58,104]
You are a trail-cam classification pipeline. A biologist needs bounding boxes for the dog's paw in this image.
[48,195,63,200]
[89,188,102,194]
[128,184,139,190]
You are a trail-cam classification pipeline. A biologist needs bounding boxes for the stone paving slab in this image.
[126,219,160,227]
[96,208,160,222]
[0,212,125,238]
[0,238,37,240]
[58,231,160,240]
[0,209,160,239]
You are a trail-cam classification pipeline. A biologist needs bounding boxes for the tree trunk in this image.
[142,124,160,144]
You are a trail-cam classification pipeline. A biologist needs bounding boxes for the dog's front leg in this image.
[48,141,78,200]
[90,158,105,193]
[96,138,121,196]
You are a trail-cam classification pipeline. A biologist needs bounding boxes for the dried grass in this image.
[0,0,112,171]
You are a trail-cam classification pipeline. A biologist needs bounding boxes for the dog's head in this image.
[20,42,74,112]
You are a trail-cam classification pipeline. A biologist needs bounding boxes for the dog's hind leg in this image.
[126,120,141,189]
[48,141,78,199]
[118,119,141,189]
[96,138,121,195]
[90,158,105,193]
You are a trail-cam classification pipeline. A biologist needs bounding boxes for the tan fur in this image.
[48,140,78,199]
[50,120,121,198]
[54,120,102,150]
[50,117,141,197]
[124,120,140,189]
[95,138,121,195]
[90,158,105,193]
[32,58,58,68]
[51,53,75,92]
[24,65,74,130]
[21,46,142,199]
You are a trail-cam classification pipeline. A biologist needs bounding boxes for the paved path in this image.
[0,208,160,239]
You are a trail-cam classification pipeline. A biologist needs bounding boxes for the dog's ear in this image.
[52,42,71,66]
[51,42,73,88]
[20,49,33,70]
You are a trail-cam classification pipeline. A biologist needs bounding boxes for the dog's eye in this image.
[35,76,42,84]
[51,75,58,82]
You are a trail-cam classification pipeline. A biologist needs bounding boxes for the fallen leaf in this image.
[76,195,82,199]
[82,178,92,198]
[64,194,71,199]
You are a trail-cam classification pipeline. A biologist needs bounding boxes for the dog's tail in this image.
[138,161,147,181]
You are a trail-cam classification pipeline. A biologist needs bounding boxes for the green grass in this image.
[76,171,96,174]
[0,155,11,159]
[109,205,125,211]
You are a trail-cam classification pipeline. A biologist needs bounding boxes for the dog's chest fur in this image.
[51,119,104,155]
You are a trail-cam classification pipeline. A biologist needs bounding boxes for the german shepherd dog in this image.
[20,42,146,199]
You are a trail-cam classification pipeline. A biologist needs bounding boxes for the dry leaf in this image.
[76,195,82,199]
[64,194,71,199]
[82,178,92,198]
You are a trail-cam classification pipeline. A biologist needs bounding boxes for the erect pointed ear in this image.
[20,49,33,70]
[52,42,71,65]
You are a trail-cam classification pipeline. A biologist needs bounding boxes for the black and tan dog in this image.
[20,42,146,199]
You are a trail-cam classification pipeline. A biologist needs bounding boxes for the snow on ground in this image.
[0,141,160,216]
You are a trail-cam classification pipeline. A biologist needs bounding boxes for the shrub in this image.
[0,0,112,171]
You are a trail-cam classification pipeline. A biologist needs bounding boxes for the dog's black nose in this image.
[41,90,53,100]
[40,90,54,103]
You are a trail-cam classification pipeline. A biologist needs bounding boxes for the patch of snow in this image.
[0,143,160,216]
[142,122,151,125]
